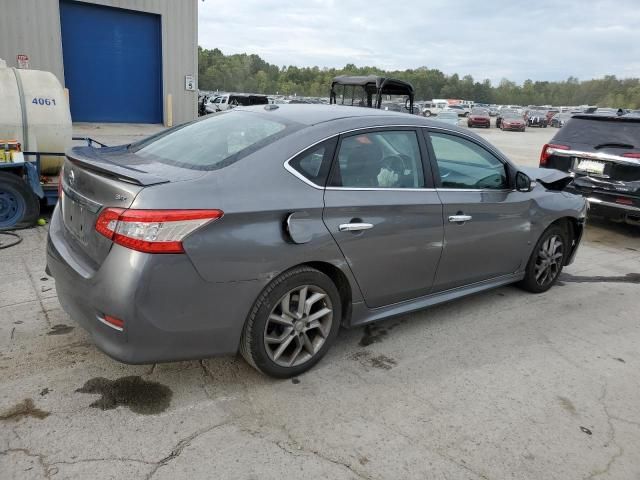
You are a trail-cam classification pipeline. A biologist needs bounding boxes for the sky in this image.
[198,0,640,85]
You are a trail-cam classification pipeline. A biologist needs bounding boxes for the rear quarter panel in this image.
[129,123,365,303]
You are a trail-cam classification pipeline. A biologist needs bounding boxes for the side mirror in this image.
[515,171,533,192]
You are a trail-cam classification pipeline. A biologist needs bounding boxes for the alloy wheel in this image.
[263,285,333,367]
[534,235,564,287]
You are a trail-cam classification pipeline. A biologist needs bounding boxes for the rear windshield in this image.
[131,111,294,170]
[554,116,640,148]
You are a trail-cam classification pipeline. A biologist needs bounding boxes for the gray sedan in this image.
[47,105,587,377]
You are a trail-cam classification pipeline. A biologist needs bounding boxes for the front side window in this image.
[330,130,424,188]
[428,132,508,190]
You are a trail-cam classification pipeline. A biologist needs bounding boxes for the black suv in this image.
[540,115,640,225]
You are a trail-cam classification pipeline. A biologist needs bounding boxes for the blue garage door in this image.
[60,1,162,123]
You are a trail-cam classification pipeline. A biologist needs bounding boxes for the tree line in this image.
[198,47,640,108]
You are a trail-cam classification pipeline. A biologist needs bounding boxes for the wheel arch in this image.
[302,261,354,326]
[547,216,585,266]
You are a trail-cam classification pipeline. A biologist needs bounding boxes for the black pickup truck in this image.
[540,114,640,226]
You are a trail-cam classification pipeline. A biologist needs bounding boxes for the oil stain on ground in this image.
[359,324,388,346]
[76,376,172,415]
[0,398,49,421]
[558,272,640,285]
[351,351,397,370]
[47,324,75,335]
[557,396,577,415]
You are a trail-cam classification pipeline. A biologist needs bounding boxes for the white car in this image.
[444,104,471,117]
[205,95,230,113]
[205,94,269,114]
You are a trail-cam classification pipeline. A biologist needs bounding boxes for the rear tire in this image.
[240,266,342,378]
[0,172,40,229]
[518,224,569,293]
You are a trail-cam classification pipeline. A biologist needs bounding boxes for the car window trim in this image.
[284,124,438,191]
[421,127,514,191]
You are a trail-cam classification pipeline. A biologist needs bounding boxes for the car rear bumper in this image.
[46,205,263,364]
[565,184,640,225]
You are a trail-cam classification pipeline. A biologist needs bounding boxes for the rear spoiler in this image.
[66,146,169,186]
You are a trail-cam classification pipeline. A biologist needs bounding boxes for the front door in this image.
[424,130,532,292]
[323,128,444,308]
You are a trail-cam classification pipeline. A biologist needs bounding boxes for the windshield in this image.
[132,111,295,170]
[471,108,488,115]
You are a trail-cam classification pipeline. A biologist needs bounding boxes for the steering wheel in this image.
[382,154,411,176]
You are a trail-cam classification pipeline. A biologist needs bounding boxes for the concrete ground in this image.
[1,121,640,480]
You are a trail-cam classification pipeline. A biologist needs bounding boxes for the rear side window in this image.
[330,130,425,188]
[288,138,337,186]
[132,111,294,170]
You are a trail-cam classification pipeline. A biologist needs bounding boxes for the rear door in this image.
[423,129,532,292]
[322,128,444,308]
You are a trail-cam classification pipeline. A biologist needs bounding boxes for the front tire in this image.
[240,266,342,378]
[518,225,568,293]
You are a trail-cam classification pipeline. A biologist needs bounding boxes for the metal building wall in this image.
[0,0,65,80]
[0,0,198,125]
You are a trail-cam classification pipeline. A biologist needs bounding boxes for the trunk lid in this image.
[60,145,203,266]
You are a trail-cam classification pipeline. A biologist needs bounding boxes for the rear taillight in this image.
[540,143,570,166]
[622,152,640,159]
[95,208,223,253]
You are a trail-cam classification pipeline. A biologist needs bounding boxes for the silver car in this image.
[47,105,587,377]
[433,110,460,126]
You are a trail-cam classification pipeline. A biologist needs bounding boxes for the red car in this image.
[500,113,526,131]
[467,108,491,128]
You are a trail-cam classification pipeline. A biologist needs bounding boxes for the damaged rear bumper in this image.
[567,178,640,225]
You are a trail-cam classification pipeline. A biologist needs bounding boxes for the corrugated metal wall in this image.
[0,0,198,125]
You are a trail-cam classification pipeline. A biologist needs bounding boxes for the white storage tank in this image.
[0,64,72,175]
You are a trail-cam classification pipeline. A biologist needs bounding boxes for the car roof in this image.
[232,103,484,137]
[234,104,424,126]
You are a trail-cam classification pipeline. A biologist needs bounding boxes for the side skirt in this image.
[347,272,526,327]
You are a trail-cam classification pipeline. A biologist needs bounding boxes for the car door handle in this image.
[448,214,472,223]
[339,222,374,232]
